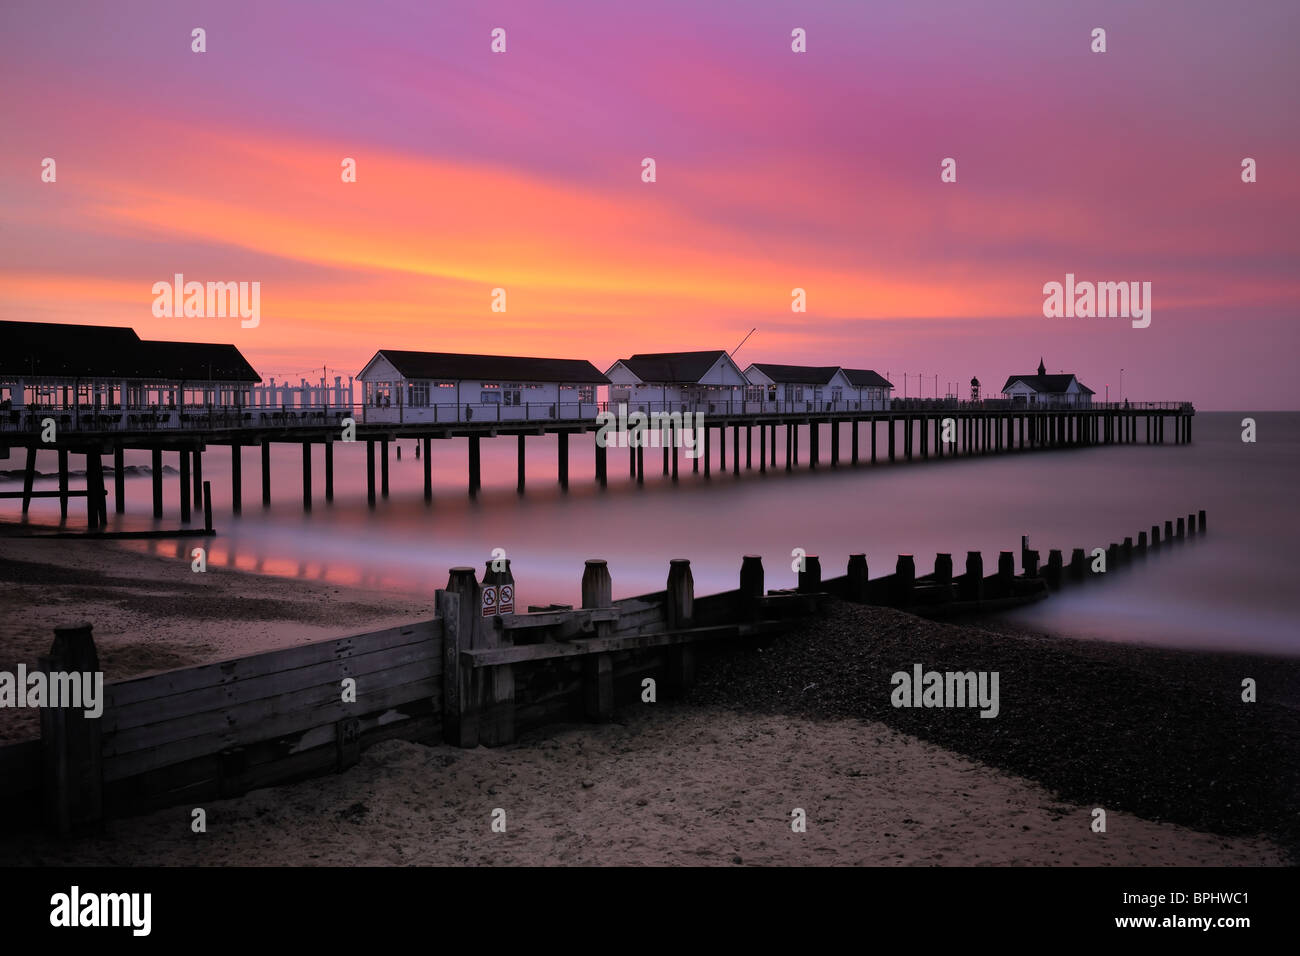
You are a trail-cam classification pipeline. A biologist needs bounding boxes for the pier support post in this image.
[759,423,766,473]
[851,420,858,464]
[58,449,69,519]
[179,450,191,522]
[20,446,35,514]
[203,481,212,535]
[366,440,376,506]
[792,423,799,466]
[733,424,740,475]
[784,424,791,472]
[664,559,696,695]
[719,425,726,472]
[871,419,877,463]
[423,438,432,501]
[380,439,389,498]
[830,421,839,467]
[560,431,571,488]
[1199,509,1206,533]
[260,440,271,506]
[671,424,680,479]
[704,424,711,477]
[888,418,895,461]
[325,439,334,502]
[231,444,242,513]
[301,441,312,511]
[746,425,752,470]
[40,622,104,837]
[635,438,643,485]
[770,424,777,467]
[595,433,607,486]
[193,449,202,510]
[468,435,481,496]
[517,434,526,493]
[113,446,125,514]
[151,448,163,518]
[809,420,819,469]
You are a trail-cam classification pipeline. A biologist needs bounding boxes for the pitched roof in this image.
[841,368,894,389]
[747,363,842,385]
[0,320,260,382]
[614,350,730,384]
[1001,373,1094,395]
[374,350,608,384]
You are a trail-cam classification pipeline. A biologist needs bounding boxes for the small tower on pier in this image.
[970,376,981,402]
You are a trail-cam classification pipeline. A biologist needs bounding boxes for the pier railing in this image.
[0,397,1195,435]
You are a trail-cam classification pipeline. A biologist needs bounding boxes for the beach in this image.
[0,528,1293,866]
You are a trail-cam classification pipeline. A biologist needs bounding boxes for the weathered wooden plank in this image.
[104,638,440,733]
[497,608,619,630]
[103,657,440,761]
[103,674,439,781]
[461,623,763,667]
[105,620,437,709]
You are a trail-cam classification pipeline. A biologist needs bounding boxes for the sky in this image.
[1,0,1297,408]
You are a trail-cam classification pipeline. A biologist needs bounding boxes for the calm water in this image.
[4,412,1297,656]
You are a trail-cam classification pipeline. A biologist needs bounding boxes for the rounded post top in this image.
[585,559,608,567]
[53,622,94,637]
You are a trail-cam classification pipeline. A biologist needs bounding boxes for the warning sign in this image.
[498,584,514,615]
[481,586,498,617]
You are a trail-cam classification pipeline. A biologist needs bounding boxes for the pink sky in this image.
[1,0,1297,407]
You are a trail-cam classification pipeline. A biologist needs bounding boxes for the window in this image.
[578,385,594,403]
[408,381,430,407]
[792,385,804,401]
[502,384,523,406]
[831,387,842,402]
[744,386,762,403]
[766,384,777,401]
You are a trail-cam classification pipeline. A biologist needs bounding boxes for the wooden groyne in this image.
[0,509,1206,834]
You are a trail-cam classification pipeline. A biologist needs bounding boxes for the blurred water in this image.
[3,412,1296,656]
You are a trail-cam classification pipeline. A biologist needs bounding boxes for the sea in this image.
[3,411,1296,656]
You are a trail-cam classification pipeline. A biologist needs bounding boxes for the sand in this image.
[0,528,1288,866]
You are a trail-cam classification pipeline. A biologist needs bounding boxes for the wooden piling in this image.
[301,441,312,511]
[733,424,740,475]
[179,450,191,522]
[964,551,984,600]
[664,559,695,694]
[1187,512,1197,537]
[1151,525,1161,548]
[203,481,213,534]
[192,449,203,510]
[325,439,334,502]
[581,559,615,721]
[151,448,163,518]
[423,438,433,500]
[1024,550,1039,578]
[759,423,766,473]
[468,435,481,495]
[517,434,526,493]
[740,555,765,618]
[88,452,107,529]
[797,554,822,593]
[40,622,103,837]
[1198,509,1206,533]
[57,449,69,519]
[20,446,35,514]
[934,552,953,588]
[261,440,271,506]
[846,553,869,602]
[1045,549,1063,589]
[366,440,376,505]
[997,551,1014,588]
[1164,519,1174,541]
[594,433,607,486]
[113,448,126,514]
[380,439,389,498]
[439,569,477,747]
[231,444,242,513]
[895,554,915,606]
[1069,548,1087,581]
[1176,517,1185,539]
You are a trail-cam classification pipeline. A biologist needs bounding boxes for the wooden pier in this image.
[1,401,1196,530]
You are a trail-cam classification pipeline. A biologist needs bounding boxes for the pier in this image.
[1,400,1196,531]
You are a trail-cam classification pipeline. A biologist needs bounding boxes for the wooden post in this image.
[1122,537,1133,562]
[112,446,125,515]
[830,420,839,467]
[746,424,752,470]
[704,424,711,476]
[672,423,679,480]
[301,441,312,511]
[1164,519,1174,541]
[21,445,36,513]
[1069,548,1087,581]
[664,559,695,695]
[997,551,1014,592]
[1176,517,1185,539]
[40,622,103,837]
[846,553,868,602]
[797,554,822,593]
[517,434,526,493]
[740,555,764,618]
[1198,509,1206,533]
[595,433,607,486]
[325,439,334,502]
[784,424,791,472]
[423,438,433,501]
[1187,512,1197,537]
[1045,550,1063,589]
[261,440,271,506]
[635,439,643,484]
[888,417,895,461]
[468,435,481,496]
[366,440,376,505]
[203,481,213,534]
[759,424,766,473]
[732,424,740,475]
[480,559,515,744]
[1024,550,1039,578]
[581,559,614,721]
[231,444,242,513]
[964,551,984,600]
[934,552,953,588]
[440,568,479,747]
[851,420,858,464]
[894,554,915,606]
[179,449,191,522]
[1106,543,1119,569]
[58,449,69,519]
[1137,531,1148,555]
[559,431,570,488]
[193,448,203,509]
[871,418,877,463]
[380,439,389,498]
[719,424,726,472]
[1151,525,1161,548]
